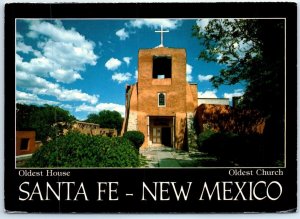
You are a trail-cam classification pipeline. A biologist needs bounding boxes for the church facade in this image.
[122,47,198,150]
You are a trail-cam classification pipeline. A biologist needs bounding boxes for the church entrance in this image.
[161,127,172,146]
[149,116,174,147]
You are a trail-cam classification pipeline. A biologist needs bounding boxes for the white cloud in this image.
[16,90,59,105]
[233,40,256,59]
[16,41,41,57]
[186,64,193,82]
[196,19,210,30]
[198,90,218,98]
[117,19,181,44]
[59,104,74,110]
[28,20,89,46]
[16,32,23,40]
[27,30,38,38]
[216,40,255,63]
[196,19,235,32]
[129,19,181,29]
[195,19,257,62]
[51,89,98,104]
[16,71,57,89]
[105,58,122,70]
[28,20,97,63]
[112,72,132,84]
[16,71,99,104]
[123,57,132,66]
[16,20,102,112]
[49,69,82,84]
[75,103,97,112]
[75,103,125,117]
[134,70,138,79]
[198,74,213,82]
[17,20,98,84]
[42,40,97,70]
[16,54,54,77]
[223,89,244,101]
[116,28,129,40]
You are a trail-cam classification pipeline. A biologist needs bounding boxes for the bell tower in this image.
[122,26,198,150]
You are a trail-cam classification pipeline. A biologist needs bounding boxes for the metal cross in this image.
[155,25,169,47]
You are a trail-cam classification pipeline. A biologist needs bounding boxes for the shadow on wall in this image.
[194,104,284,166]
[194,104,265,135]
[176,117,187,151]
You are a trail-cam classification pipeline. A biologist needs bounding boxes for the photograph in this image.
[15,18,285,168]
[5,2,297,213]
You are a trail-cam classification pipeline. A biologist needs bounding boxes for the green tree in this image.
[16,104,75,143]
[85,110,123,134]
[85,113,101,124]
[192,19,285,163]
[16,104,39,130]
[192,19,284,116]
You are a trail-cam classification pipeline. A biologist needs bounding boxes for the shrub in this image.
[197,130,267,166]
[201,132,238,160]
[123,131,145,150]
[26,131,140,167]
[198,131,237,159]
[197,129,216,149]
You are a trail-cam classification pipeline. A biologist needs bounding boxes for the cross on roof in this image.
[155,25,169,47]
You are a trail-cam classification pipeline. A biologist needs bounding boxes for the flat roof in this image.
[198,97,229,100]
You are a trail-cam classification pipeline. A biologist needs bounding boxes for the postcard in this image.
[4,2,297,213]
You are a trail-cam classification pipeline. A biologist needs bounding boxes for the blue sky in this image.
[16,19,244,120]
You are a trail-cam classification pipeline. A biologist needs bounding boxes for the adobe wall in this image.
[126,84,138,131]
[16,131,39,156]
[186,83,198,112]
[137,48,189,149]
[122,84,138,134]
[71,121,117,137]
[195,104,265,134]
[174,112,188,150]
[138,112,149,149]
[138,48,188,114]
[121,47,199,150]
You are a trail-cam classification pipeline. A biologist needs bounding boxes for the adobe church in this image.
[122,26,199,150]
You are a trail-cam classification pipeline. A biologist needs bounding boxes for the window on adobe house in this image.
[20,138,29,150]
[158,93,166,107]
[153,56,172,79]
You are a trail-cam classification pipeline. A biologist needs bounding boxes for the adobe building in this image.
[16,131,40,156]
[122,45,198,150]
[70,121,117,137]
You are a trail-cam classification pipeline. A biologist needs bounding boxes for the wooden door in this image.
[152,127,161,144]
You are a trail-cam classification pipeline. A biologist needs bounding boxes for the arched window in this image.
[158,93,166,107]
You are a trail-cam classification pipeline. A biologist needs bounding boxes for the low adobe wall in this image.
[71,121,117,137]
[195,104,265,135]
